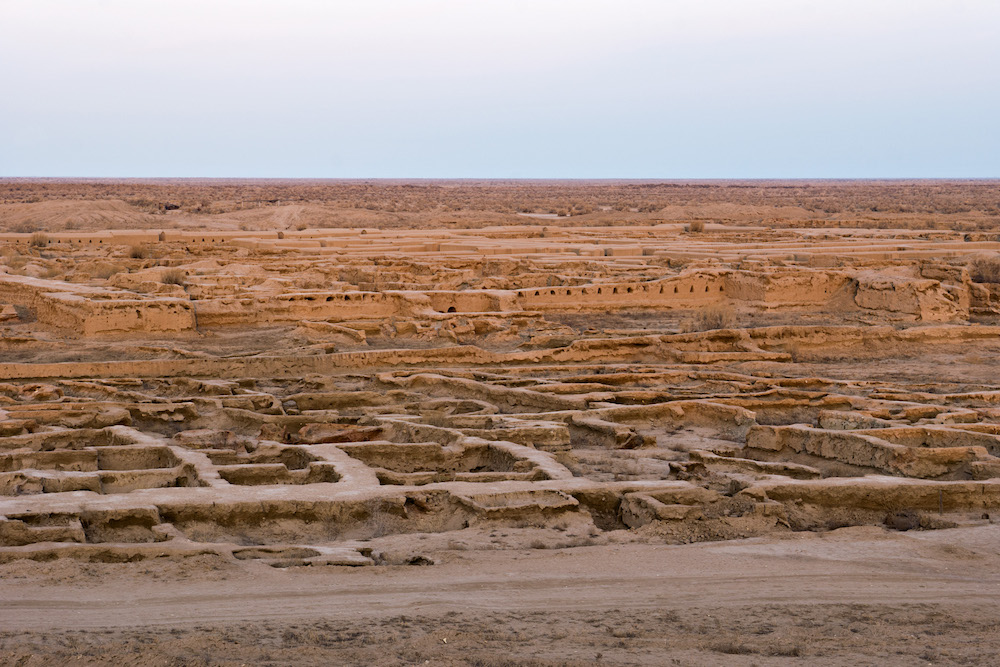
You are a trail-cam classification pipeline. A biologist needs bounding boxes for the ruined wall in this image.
[514,272,729,312]
[426,290,518,314]
[723,270,852,308]
[0,274,195,335]
[854,274,969,322]
[194,291,420,326]
[2,226,986,333]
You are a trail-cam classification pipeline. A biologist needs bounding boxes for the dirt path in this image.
[2,526,1000,665]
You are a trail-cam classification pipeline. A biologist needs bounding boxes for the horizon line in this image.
[2,176,999,183]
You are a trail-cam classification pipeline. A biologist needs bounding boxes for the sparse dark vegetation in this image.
[160,268,186,285]
[969,256,1000,283]
[2,180,999,230]
[10,222,39,233]
[93,263,123,280]
[681,305,737,332]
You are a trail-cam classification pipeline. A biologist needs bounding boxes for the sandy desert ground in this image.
[1,179,1000,665]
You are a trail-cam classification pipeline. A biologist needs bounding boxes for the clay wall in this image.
[425,290,517,314]
[0,275,195,335]
[514,273,729,312]
[723,270,852,307]
[193,291,413,326]
[854,275,969,322]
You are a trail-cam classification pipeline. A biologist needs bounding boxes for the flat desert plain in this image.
[0,179,999,665]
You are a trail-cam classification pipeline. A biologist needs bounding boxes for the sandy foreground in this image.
[2,524,999,666]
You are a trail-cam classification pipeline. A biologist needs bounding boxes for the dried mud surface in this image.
[2,180,1000,664]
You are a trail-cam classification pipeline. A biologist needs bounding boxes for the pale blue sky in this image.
[2,1,998,177]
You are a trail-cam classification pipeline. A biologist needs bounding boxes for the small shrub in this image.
[608,627,640,639]
[29,232,49,247]
[2,248,28,269]
[687,220,706,233]
[94,263,123,279]
[129,244,151,259]
[712,640,756,655]
[127,198,159,212]
[681,305,737,332]
[161,268,186,285]
[969,257,1000,283]
[767,644,803,657]
[362,499,393,539]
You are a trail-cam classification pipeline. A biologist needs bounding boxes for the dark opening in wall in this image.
[447,307,457,313]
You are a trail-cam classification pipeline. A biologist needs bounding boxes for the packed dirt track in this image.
[3,528,1000,665]
[2,180,1000,664]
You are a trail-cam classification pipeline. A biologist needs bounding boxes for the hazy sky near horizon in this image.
[2,1,998,178]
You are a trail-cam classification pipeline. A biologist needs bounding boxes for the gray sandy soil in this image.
[2,524,999,666]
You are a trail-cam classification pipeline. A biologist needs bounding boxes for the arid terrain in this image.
[2,179,1000,665]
